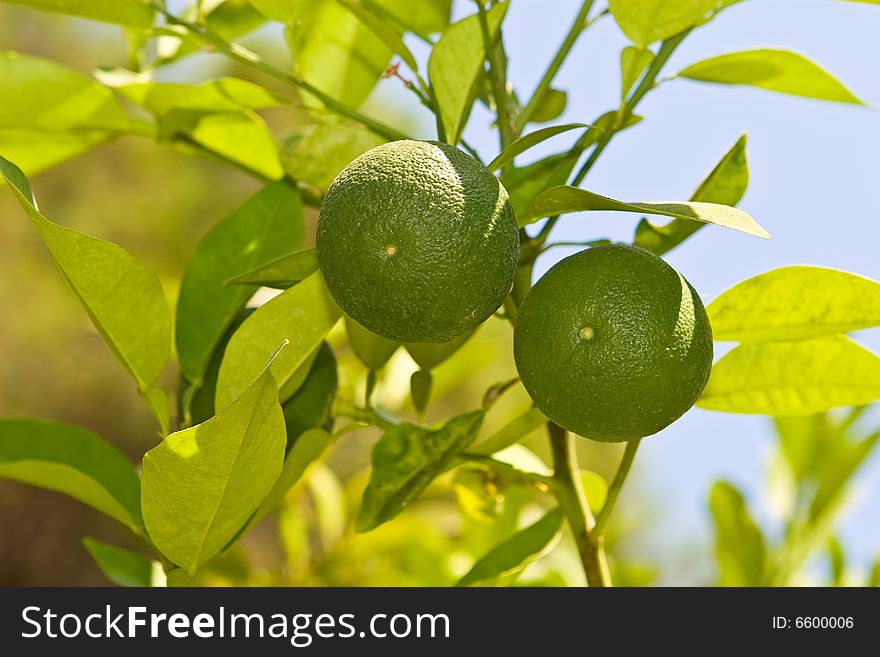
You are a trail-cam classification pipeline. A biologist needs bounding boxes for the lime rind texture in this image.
[316,140,519,343]
[514,244,713,442]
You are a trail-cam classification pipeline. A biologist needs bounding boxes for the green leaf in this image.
[405,331,473,370]
[346,316,400,370]
[869,557,880,588]
[0,0,154,27]
[251,427,332,526]
[281,342,337,447]
[710,481,765,586]
[457,507,563,586]
[580,471,608,513]
[488,123,588,171]
[0,156,171,397]
[82,537,160,588]
[365,0,451,39]
[774,414,834,483]
[159,1,266,63]
[677,48,863,104]
[0,418,142,531]
[0,51,130,174]
[521,184,769,240]
[338,0,418,72]
[828,537,845,586]
[635,134,748,255]
[529,88,567,124]
[810,431,879,519]
[296,0,392,109]
[357,411,484,531]
[282,122,386,195]
[698,336,880,416]
[428,2,508,146]
[473,407,547,455]
[608,0,716,45]
[620,46,653,100]
[707,266,880,343]
[245,0,312,23]
[175,110,284,180]
[142,361,287,573]
[226,248,318,290]
[177,182,304,384]
[112,77,285,115]
[215,271,343,409]
[410,369,433,418]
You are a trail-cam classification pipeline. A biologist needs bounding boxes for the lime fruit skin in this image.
[316,140,519,343]
[514,244,713,442]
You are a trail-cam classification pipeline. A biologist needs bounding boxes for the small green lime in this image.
[316,140,519,343]
[513,244,713,442]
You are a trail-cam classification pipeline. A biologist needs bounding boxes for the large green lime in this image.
[514,244,713,442]
[316,140,519,343]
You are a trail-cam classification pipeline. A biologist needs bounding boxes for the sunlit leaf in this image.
[522,184,769,240]
[698,336,880,415]
[226,248,318,290]
[339,0,418,72]
[82,537,162,587]
[142,361,286,573]
[457,507,563,586]
[608,0,716,45]
[357,411,484,531]
[488,123,587,171]
[620,46,653,99]
[177,182,304,385]
[710,481,765,586]
[0,0,154,26]
[112,77,285,115]
[0,418,142,531]
[708,266,880,343]
[429,2,507,145]
[529,88,567,124]
[636,134,748,255]
[678,49,863,104]
[215,271,343,409]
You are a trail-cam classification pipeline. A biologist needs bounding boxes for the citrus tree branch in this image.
[476,0,514,150]
[548,422,611,586]
[517,0,596,131]
[150,3,409,142]
[592,438,640,536]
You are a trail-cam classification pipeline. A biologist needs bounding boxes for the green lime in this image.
[316,140,519,343]
[514,244,713,442]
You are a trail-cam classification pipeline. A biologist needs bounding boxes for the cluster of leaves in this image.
[0,0,878,586]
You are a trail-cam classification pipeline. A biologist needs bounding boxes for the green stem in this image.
[517,0,596,131]
[592,438,640,537]
[458,452,552,488]
[476,0,514,150]
[548,422,610,586]
[152,4,409,142]
[333,399,397,431]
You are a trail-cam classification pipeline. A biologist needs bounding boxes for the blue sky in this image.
[392,0,880,581]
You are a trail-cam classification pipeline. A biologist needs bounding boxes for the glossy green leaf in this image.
[529,88,567,124]
[698,336,880,415]
[113,77,284,115]
[216,271,343,409]
[282,123,386,194]
[357,411,484,531]
[521,184,769,240]
[636,134,749,255]
[159,1,266,63]
[365,0,451,38]
[0,0,154,26]
[82,537,160,588]
[488,123,587,171]
[429,2,507,145]
[678,49,863,104]
[0,156,171,398]
[710,481,765,586]
[473,407,547,455]
[346,316,400,370]
[251,427,333,526]
[708,266,880,343]
[339,0,418,72]
[177,182,304,385]
[410,369,433,418]
[608,0,716,45]
[620,46,653,100]
[142,362,286,573]
[457,507,563,586]
[0,418,142,531]
[0,51,130,174]
[405,331,473,370]
[281,342,337,447]
[226,248,318,290]
[297,0,392,109]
